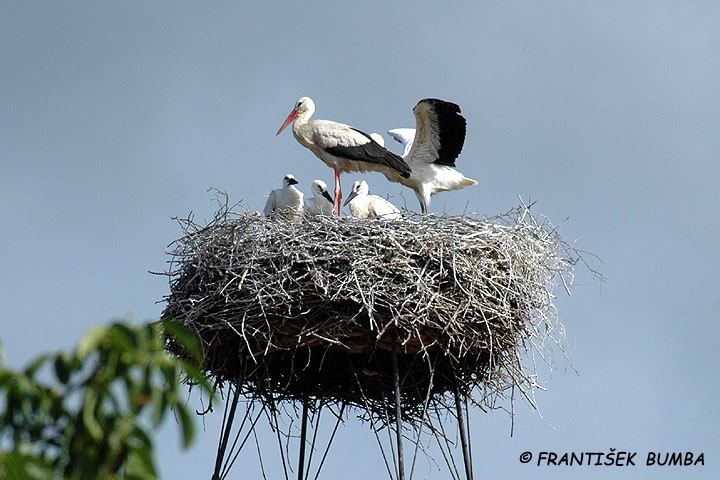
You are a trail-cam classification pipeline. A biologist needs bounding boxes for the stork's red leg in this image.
[333,167,342,216]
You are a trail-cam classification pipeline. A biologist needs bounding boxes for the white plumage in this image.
[343,180,401,220]
[369,132,385,147]
[276,97,411,215]
[263,173,304,222]
[386,99,477,214]
[386,128,414,157]
[303,179,334,216]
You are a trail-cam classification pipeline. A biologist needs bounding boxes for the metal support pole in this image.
[297,399,309,480]
[454,389,473,480]
[213,383,242,480]
[392,349,405,480]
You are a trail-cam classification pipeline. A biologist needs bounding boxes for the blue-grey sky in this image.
[2,2,719,479]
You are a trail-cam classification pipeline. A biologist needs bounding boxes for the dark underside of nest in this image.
[164,313,499,420]
[162,203,572,422]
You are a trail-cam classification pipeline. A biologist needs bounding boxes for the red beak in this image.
[276,109,298,136]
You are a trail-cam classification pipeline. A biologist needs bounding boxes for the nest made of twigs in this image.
[161,197,575,423]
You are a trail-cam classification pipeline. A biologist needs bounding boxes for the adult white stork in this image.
[386,99,477,214]
[263,173,304,223]
[275,97,411,215]
[344,180,402,220]
[303,179,334,216]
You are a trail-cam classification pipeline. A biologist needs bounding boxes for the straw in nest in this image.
[161,197,576,423]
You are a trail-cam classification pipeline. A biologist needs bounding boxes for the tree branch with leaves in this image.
[0,320,212,480]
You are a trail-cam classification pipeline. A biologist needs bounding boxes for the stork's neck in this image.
[291,111,315,148]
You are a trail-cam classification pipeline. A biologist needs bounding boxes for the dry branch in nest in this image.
[161,195,576,424]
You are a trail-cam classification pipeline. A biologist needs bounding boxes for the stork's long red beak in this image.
[276,109,298,136]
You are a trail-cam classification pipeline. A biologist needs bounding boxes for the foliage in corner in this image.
[0,320,212,480]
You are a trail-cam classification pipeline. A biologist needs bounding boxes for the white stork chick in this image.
[343,180,401,220]
[303,179,334,216]
[276,97,411,215]
[386,99,477,214]
[263,173,304,223]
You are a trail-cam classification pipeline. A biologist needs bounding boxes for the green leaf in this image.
[108,322,139,353]
[183,363,213,394]
[54,353,72,384]
[0,319,210,478]
[77,325,108,360]
[150,386,168,427]
[81,389,104,441]
[159,362,178,390]
[175,404,195,448]
[23,354,49,378]
[125,426,157,479]
[160,320,204,364]
[0,451,55,480]
[124,445,157,480]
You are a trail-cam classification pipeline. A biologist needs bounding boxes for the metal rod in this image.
[312,402,345,480]
[297,399,310,480]
[305,399,321,480]
[212,382,241,480]
[222,404,266,479]
[392,349,405,480]
[269,398,290,480]
[465,395,474,474]
[454,389,473,480]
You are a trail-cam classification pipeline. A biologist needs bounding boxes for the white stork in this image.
[303,179,334,216]
[344,180,402,220]
[263,173,304,222]
[387,99,477,214]
[275,97,411,215]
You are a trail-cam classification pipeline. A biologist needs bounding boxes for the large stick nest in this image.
[161,197,575,423]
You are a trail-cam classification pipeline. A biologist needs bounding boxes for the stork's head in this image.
[283,173,299,187]
[311,179,333,203]
[343,180,369,206]
[294,97,314,115]
[276,96,315,135]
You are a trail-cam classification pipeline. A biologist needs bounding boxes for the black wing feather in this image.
[420,98,466,167]
[325,128,411,177]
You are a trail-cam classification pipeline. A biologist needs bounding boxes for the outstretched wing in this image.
[388,128,415,158]
[408,98,466,167]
